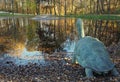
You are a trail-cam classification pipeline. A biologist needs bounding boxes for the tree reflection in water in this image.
[84,20,120,46]
[37,23,58,53]
[0,17,119,58]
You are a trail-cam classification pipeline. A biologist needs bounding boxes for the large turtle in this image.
[72,19,119,77]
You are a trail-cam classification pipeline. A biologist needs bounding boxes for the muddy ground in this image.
[0,42,120,82]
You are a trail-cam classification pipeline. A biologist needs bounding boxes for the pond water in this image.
[0,16,120,66]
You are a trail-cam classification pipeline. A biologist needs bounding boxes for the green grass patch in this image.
[0,13,12,16]
[0,13,34,17]
[1,13,120,20]
[63,14,120,20]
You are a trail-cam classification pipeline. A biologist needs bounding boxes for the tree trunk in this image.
[53,0,56,15]
[64,0,67,15]
[107,0,110,13]
[100,0,105,13]
[11,0,14,14]
[4,0,7,11]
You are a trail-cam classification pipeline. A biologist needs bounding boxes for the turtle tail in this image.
[76,18,85,38]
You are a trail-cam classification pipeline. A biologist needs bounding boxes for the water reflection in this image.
[84,20,120,46]
[0,16,120,65]
[36,18,76,53]
[2,48,45,66]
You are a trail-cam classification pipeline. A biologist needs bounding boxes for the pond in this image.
[0,15,120,66]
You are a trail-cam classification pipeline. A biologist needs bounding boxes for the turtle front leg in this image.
[72,53,76,64]
[111,68,119,76]
[85,68,94,78]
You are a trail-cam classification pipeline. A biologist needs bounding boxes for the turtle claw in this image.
[85,68,94,78]
[111,68,120,76]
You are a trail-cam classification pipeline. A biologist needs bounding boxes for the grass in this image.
[0,12,120,20]
[63,14,120,20]
[0,13,34,17]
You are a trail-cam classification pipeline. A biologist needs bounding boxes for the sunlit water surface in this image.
[0,48,45,66]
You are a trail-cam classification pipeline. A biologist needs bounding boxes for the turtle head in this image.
[76,18,85,38]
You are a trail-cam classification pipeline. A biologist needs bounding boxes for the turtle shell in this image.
[75,36,114,72]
